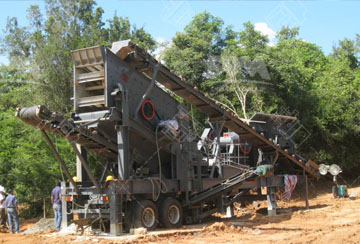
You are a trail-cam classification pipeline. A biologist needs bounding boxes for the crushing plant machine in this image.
[15,40,320,235]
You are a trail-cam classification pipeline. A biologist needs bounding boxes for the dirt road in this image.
[1,183,360,244]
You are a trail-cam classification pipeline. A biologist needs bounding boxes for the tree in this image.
[276,26,300,41]
[2,0,156,112]
[313,37,360,168]
[107,15,156,52]
[0,65,75,213]
[162,11,232,89]
[330,36,360,69]
[213,22,270,119]
[0,0,156,216]
[265,38,327,116]
[237,21,269,59]
[218,55,260,122]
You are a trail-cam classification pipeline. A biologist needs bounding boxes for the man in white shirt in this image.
[0,186,6,227]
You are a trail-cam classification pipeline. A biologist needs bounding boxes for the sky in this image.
[0,0,359,64]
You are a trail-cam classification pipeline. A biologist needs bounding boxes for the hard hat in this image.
[0,185,4,192]
[105,175,114,182]
[73,176,78,182]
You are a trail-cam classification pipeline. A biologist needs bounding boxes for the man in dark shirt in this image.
[0,185,7,227]
[5,189,19,233]
[51,181,62,231]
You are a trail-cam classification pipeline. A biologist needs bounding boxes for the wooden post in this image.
[43,198,46,219]
[303,168,309,209]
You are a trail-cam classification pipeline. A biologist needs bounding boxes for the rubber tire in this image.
[133,200,158,230]
[159,198,183,228]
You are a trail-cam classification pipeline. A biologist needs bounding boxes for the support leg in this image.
[41,130,80,194]
[303,168,309,209]
[69,140,101,193]
[61,182,68,229]
[267,187,277,216]
[116,125,129,180]
[216,196,226,214]
[109,182,122,235]
[76,144,88,182]
[225,204,234,218]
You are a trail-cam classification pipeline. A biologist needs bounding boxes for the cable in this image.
[190,104,197,133]
[349,176,360,187]
[72,200,86,208]
[139,125,165,172]
[54,134,65,182]
[338,175,360,188]
[85,197,98,219]
[220,170,255,186]
[145,126,168,201]
[146,177,168,202]
[156,126,162,181]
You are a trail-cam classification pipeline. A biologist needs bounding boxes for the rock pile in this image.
[23,218,54,234]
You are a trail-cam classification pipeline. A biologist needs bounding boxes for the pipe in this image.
[40,130,80,194]
[68,138,102,193]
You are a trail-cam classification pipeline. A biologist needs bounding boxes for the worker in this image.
[5,189,19,233]
[106,175,114,182]
[104,175,114,188]
[51,181,62,231]
[0,185,6,228]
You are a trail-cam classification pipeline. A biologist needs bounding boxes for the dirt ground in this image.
[1,181,360,244]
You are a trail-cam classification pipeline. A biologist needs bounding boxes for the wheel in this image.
[159,198,183,228]
[133,200,158,230]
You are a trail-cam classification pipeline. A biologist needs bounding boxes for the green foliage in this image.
[1,0,156,113]
[266,38,327,117]
[276,26,300,41]
[0,65,75,207]
[163,11,232,89]
[107,15,156,51]
[237,21,269,58]
[313,44,360,168]
[0,0,156,216]
[330,35,360,69]
[219,22,270,118]
[163,13,360,170]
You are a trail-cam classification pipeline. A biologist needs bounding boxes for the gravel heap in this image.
[23,218,55,234]
[59,223,77,234]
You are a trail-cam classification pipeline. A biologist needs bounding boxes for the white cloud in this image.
[0,55,9,65]
[254,22,276,46]
[156,36,166,44]
[153,36,171,61]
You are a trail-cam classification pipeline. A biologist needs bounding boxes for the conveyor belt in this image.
[112,41,319,178]
[15,105,118,158]
[189,169,255,205]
